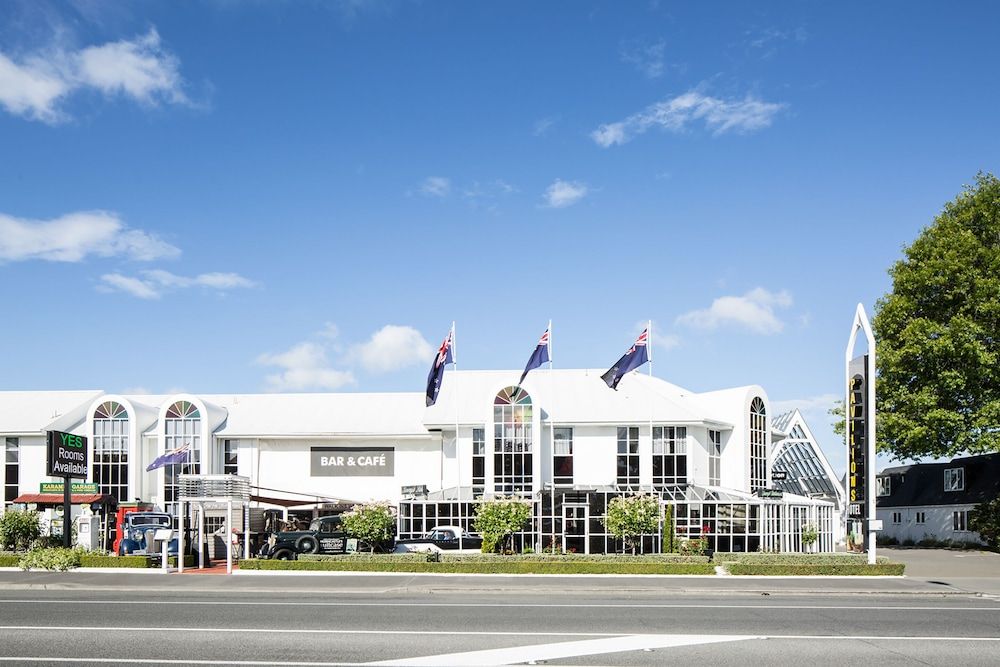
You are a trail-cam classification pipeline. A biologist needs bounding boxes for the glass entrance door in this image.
[563,505,588,554]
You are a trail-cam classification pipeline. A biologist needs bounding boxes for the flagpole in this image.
[647,320,654,497]
[547,319,554,554]
[452,322,463,540]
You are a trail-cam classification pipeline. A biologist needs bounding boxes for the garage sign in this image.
[311,446,394,477]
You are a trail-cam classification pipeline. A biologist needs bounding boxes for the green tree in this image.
[473,496,532,553]
[829,400,846,445]
[339,501,396,553]
[874,173,1000,459]
[969,496,1000,550]
[0,509,41,551]
[603,494,660,555]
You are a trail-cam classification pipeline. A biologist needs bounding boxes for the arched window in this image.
[493,387,533,494]
[749,397,767,492]
[164,400,202,522]
[93,401,129,503]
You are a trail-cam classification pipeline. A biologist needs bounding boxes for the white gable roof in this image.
[0,390,103,435]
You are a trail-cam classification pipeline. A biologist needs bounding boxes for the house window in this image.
[92,400,130,503]
[749,397,767,492]
[493,387,533,495]
[944,468,964,492]
[472,428,485,494]
[915,511,926,524]
[616,427,640,489]
[4,437,18,504]
[953,510,969,532]
[892,511,902,524]
[708,429,721,486]
[652,426,687,487]
[553,427,573,485]
[876,477,891,497]
[223,439,238,475]
[163,400,202,524]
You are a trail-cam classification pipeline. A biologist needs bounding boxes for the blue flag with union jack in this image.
[146,443,192,472]
[518,327,550,387]
[601,328,649,390]
[425,328,454,407]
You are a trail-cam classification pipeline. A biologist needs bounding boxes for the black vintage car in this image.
[258,515,393,560]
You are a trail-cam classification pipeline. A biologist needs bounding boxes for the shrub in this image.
[970,496,1000,550]
[801,524,819,550]
[0,510,41,551]
[474,496,532,553]
[19,547,84,571]
[679,537,707,556]
[726,563,905,576]
[339,501,396,553]
[603,494,660,555]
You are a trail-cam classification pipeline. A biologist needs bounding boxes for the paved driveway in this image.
[880,547,1000,578]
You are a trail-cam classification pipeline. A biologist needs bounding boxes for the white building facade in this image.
[1,369,836,554]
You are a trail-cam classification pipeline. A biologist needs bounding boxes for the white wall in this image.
[877,504,984,544]
[254,437,441,504]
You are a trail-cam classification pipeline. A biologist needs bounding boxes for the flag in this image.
[146,443,191,472]
[601,328,650,390]
[518,326,550,386]
[425,328,454,407]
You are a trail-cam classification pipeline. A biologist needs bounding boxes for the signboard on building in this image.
[46,431,88,479]
[40,482,98,494]
[847,354,868,519]
[771,470,788,482]
[310,447,395,477]
[755,488,784,499]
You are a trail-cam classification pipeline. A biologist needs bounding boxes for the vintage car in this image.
[258,515,393,560]
[394,525,483,553]
[117,512,178,557]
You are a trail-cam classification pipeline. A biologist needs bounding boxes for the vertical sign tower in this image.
[845,304,877,565]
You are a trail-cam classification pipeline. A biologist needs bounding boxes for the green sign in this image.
[755,488,784,499]
[40,482,99,494]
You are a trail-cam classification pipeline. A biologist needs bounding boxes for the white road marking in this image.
[371,634,755,666]
[0,599,997,611]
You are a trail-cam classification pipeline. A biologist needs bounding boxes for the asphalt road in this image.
[0,578,998,666]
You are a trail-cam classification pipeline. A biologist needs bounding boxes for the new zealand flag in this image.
[146,443,191,472]
[601,329,649,390]
[518,327,551,387]
[425,329,454,407]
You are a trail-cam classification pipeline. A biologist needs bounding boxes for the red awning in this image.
[12,493,112,506]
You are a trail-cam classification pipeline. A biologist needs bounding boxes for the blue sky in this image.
[2,1,998,476]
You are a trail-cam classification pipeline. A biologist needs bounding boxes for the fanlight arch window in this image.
[749,397,767,492]
[493,387,533,494]
[92,401,129,503]
[163,400,202,524]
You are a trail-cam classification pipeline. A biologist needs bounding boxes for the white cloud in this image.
[99,269,256,299]
[676,287,793,334]
[543,179,588,208]
[351,324,434,373]
[256,342,355,392]
[591,90,785,147]
[419,176,451,197]
[621,39,667,78]
[0,28,187,123]
[0,210,179,263]
[533,116,557,136]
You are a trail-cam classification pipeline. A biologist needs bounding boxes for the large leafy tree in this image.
[874,173,1000,460]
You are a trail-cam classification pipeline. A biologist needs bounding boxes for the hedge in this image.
[301,553,709,564]
[726,563,905,576]
[713,552,893,565]
[0,552,20,567]
[241,558,715,575]
[80,554,150,568]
